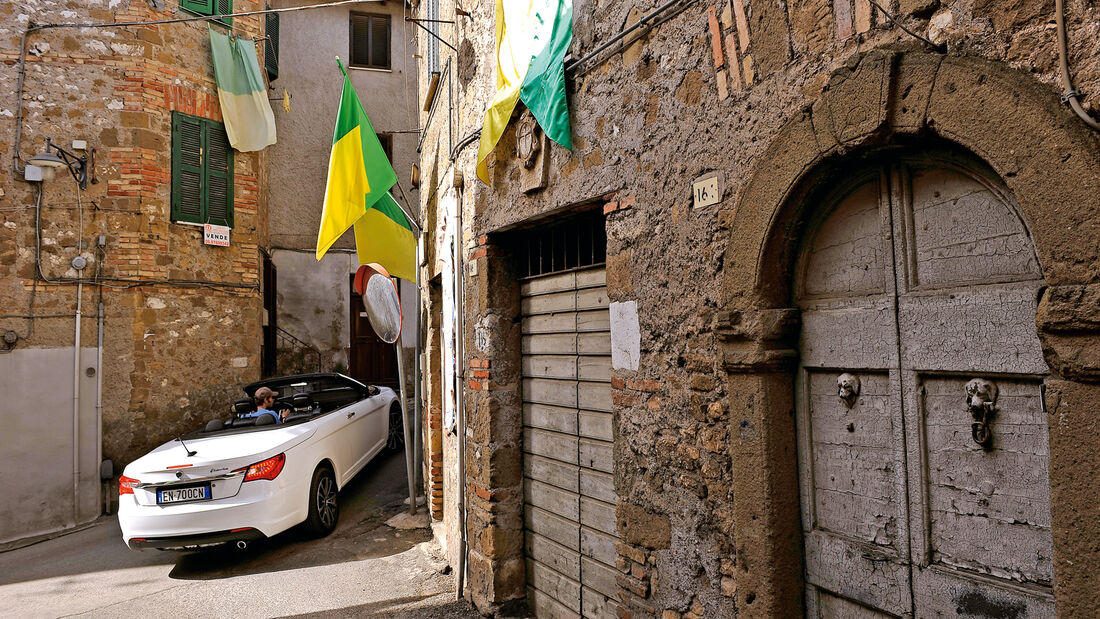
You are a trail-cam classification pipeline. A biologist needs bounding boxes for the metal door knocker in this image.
[965,378,997,451]
[837,373,860,408]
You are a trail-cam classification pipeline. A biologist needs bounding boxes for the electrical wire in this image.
[866,0,944,52]
[1055,0,1100,131]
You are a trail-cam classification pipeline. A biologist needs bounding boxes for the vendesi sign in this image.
[204,224,231,247]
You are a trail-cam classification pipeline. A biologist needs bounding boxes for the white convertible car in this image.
[118,373,401,551]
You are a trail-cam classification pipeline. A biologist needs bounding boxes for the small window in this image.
[350,13,390,70]
[264,8,279,81]
[180,0,233,26]
[377,133,393,164]
[171,112,235,228]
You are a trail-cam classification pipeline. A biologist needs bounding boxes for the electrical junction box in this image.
[72,140,87,150]
[24,164,44,182]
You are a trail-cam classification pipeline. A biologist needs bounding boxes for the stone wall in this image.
[419,0,1100,617]
[0,0,269,480]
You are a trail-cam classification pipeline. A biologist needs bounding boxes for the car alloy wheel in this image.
[387,404,404,450]
[304,466,338,537]
[316,475,337,529]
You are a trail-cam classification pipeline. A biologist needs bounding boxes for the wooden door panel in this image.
[804,530,913,617]
[906,166,1042,290]
[799,299,898,369]
[920,376,1053,585]
[896,284,1046,374]
[911,567,1054,617]
[805,371,901,547]
[801,178,890,298]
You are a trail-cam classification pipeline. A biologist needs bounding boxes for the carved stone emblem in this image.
[516,111,541,170]
[965,378,998,450]
[837,373,860,408]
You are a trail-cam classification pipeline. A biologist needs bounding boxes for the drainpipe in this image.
[414,238,424,496]
[72,282,82,524]
[453,170,468,599]
[96,301,104,514]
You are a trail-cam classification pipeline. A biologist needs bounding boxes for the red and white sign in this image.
[203,224,231,247]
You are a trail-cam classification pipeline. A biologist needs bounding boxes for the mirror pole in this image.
[396,333,416,515]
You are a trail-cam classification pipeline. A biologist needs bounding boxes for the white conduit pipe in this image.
[454,173,468,600]
[72,282,82,524]
[96,301,105,514]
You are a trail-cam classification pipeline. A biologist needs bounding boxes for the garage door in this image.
[795,153,1054,617]
[522,266,618,619]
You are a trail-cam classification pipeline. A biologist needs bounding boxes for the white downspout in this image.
[96,301,104,514]
[453,171,467,599]
[72,282,82,524]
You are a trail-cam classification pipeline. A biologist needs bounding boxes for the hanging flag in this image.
[476,0,573,184]
[209,29,277,152]
[315,59,397,260]
[353,192,416,282]
[520,0,573,151]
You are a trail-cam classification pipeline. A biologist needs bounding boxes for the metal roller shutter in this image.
[522,266,618,619]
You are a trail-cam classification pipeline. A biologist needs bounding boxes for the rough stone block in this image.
[618,503,671,549]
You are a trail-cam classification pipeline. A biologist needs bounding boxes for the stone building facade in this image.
[0,0,270,543]
[416,0,1100,617]
[266,0,420,384]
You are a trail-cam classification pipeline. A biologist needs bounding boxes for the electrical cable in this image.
[866,0,944,52]
[1055,0,1100,131]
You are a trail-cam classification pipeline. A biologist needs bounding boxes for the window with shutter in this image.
[264,9,279,81]
[427,0,439,75]
[349,13,391,70]
[180,0,231,26]
[171,111,235,228]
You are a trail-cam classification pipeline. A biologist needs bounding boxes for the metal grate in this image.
[512,210,606,279]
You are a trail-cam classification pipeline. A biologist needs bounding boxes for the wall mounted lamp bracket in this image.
[28,138,90,190]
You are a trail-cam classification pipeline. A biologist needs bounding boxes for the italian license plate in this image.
[157,485,211,505]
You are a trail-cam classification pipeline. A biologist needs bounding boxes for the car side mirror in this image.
[367,385,380,396]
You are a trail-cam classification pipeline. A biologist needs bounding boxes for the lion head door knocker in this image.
[837,373,861,409]
[516,110,542,170]
[965,378,998,451]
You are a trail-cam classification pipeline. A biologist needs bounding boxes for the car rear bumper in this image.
[127,527,266,550]
[119,474,310,548]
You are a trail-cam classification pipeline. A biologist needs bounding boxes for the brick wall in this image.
[0,0,271,466]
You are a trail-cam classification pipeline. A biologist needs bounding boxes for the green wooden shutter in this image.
[215,0,233,24]
[204,119,234,228]
[180,0,214,14]
[264,9,279,81]
[171,112,205,224]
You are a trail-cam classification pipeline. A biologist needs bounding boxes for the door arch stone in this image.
[718,50,1100,617]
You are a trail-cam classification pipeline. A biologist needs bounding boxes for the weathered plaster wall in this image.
[0,0,269,516]
[267,0,419,251]
[266,0,420,378]
[424,0,1100,617]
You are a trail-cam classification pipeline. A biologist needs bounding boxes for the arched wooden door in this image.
[794,151,1054,617]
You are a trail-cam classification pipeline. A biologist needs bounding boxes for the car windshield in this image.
[184,373,374,438]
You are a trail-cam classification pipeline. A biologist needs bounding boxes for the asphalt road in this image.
[0,450,477,619]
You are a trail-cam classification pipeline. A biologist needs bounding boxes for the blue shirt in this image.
[242,407,280,424]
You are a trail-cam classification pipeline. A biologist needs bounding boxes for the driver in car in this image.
[244,386,284,424]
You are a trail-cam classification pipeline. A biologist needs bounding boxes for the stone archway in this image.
[719,49,1100,618]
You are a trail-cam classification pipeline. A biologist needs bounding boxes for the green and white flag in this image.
[209,29,276,152]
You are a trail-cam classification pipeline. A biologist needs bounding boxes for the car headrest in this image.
[204,419,225,432]
[233,398,254,415]
[255,412,277,426]
[291,394,313,408]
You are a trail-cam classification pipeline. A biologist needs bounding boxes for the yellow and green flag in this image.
[316,61,414,282]
[353,192,416,282]
[476,0,573,184]
[209,29,277,152]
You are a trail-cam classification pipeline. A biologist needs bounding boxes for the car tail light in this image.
[119,475,139,495]
[238,453,286,482]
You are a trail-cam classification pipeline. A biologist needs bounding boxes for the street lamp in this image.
[28,138,89,190]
